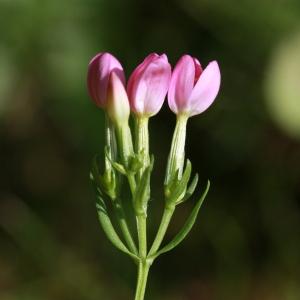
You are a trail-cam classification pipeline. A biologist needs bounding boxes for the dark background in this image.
[1,0,300,299]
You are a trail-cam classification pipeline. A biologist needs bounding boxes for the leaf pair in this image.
[105,146,148,178]
[90,162,139,261]
[151,180,210,260]
[95,192,139,261]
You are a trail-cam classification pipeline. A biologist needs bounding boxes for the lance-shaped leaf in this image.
[91,157,101,184]
[90,169,138,261]
[151,180,210,260]
[177,173,199,204]
[133,156,154,216]
[95,191,139,261]
[111,161,127,175]
[104,147,127,175]
[91,155,116,199]
[167,159,192,205]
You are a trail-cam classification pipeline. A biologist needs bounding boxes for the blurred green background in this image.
[1,0,300,299]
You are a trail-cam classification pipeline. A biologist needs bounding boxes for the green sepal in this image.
[104,147,127,175]
[111,162,127,175]
[177,173,199,204]
[164,169,180,198]
[150,180,210,260]
[133,155,154,216]
[166,160,192,205]
[91,155,116,199]
[95,190,139,262]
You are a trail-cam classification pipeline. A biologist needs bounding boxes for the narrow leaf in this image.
[95,193,138,261]
[91,155,102,185]
[111,161,127,175]
[91,156,116,199]
[133,157,154,215]
[105,147,126,175]
[177,173,199,204]
[152,180,210,259]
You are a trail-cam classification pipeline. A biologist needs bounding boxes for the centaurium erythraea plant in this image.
[87,52,221,300]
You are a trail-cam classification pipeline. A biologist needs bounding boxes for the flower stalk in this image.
[148,204,175,257]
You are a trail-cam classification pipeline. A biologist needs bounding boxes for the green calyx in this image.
[165,113,189,185]
[133,156,154,217]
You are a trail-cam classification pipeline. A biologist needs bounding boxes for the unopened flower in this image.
[127,53,171,117]
[168,55,221,117]
[106,72,130,126]
[87,52,125,108]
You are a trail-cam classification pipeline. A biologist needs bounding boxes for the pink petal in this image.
[168,55,197,114]
[127,53,171,116]
[188,61,221,116]
[107,71,130,124]
[193,58,203,83]
[127,53,159,111]
[87,52,125,107]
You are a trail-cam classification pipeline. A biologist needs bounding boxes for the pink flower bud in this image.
[87,52,125,108]
[106,72,130,125]
[168,55,221,117]
[127,53,171,117]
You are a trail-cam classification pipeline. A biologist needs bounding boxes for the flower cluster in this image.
[87,52,220,122]
[87,52,221,300]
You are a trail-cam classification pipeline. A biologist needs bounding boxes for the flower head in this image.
[87,52,125,108]
[168,55,221,117]
[127,53,171,117]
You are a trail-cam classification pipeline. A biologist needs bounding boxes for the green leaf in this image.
[152,180,210,259]
[91,155,116,199]
[177,173,199,204]
[111,161,127,175]
[95,192,139,261]
[133,156,154,216]
[105,147,127,175]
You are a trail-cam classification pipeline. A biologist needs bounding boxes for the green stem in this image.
[165,114,189,185]
[137,215,147,258]
[148,205,175,257]
[134,260,150,300]
[127,173,137,196]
